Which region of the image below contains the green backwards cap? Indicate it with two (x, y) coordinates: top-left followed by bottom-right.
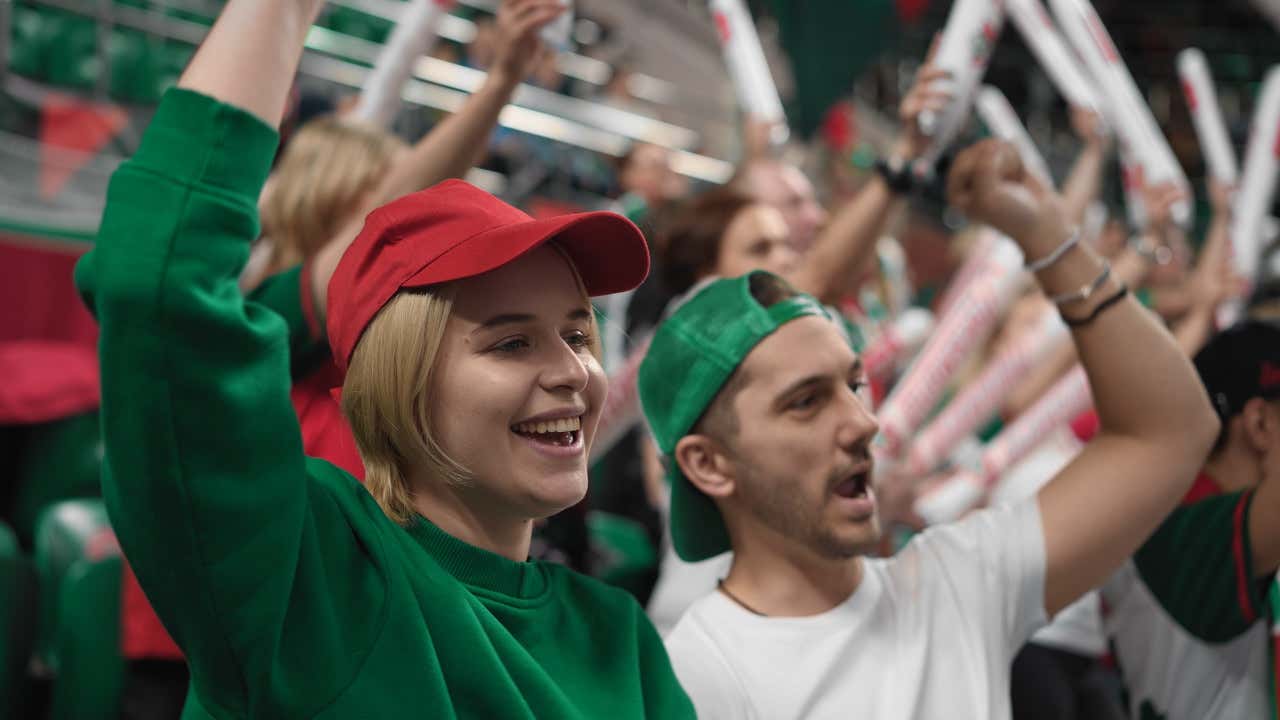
(638, 271), (837, 562)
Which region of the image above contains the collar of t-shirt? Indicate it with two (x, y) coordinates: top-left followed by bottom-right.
(712, 557), (885, 630)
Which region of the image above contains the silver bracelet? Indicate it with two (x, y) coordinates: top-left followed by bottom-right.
(1048, 261), (1111, 306)
(1025, 226), (1082, 273)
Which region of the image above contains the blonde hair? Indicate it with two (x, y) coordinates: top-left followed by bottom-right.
(340, 245), (600, 525)
(342, 286), (469, 525)
(260, 117), (406, 273)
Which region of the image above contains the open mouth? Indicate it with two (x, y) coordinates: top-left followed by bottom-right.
(833, 469), (871, 499)
(511, 416), (582, 448)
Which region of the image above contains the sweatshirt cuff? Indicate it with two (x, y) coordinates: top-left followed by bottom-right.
(132, 88), (280, 201)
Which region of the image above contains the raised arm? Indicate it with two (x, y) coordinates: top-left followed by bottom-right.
(370, 0), (564, 202)
(1059, 107), (1111, 227)
(75, 1), (384, 713)
(175, 0), (323, 124)
(788, 55), (951, 304)
(948, 140), (1219, 617)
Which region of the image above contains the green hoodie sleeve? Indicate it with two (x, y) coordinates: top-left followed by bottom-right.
(75, 89), (385, 717)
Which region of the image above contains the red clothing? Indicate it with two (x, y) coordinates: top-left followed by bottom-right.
(291, 358), (364, 480)
(120, 265), (365, 660)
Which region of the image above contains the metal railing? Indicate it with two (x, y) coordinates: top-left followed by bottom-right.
(16, 0), (732, 183)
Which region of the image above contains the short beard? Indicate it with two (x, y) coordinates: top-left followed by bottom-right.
(733, 462), (878, 559)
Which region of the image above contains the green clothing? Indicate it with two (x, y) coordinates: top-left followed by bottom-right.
(75, 89), (693, 719)
(1102, 477), (1270, 720)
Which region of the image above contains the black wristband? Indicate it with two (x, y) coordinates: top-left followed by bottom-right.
(1061, 285), (1129, 328)
(874, 158), (915, 196)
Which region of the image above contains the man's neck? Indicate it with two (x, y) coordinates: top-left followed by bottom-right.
(1203, 446), (1262, 495)
(721, 530), (864, 617)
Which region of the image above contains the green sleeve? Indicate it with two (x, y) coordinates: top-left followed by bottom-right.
(634, 603), (697, 717)
(75, 89), (385, 716)
(246, 265), (330, 376)
(1134, 491), (1265, 642)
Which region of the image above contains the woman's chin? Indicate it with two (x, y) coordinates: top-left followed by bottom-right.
(522, 472), (589, 518)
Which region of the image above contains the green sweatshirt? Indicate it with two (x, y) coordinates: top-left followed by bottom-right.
(75, 89), (694, 719)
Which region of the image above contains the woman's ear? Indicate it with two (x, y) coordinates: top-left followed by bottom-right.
(674, 434), (735, 499)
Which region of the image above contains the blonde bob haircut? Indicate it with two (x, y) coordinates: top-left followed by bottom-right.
(260, 117), (407, 274)
(341, 244), (599, 525)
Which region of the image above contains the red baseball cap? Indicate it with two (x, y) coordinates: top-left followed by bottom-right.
(327, 179), (650, 372)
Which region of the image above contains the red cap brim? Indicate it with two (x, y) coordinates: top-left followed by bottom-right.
(403, 210), (650, 296)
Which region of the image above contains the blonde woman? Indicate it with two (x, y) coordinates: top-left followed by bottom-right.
(77, 0), (695, 716)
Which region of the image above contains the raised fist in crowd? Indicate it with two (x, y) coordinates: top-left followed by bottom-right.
(946, 139), (1069, 256)
(491, 0), (567, 87)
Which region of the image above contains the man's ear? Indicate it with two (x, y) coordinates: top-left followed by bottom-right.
(674, 433), (736, 500)
(1240, 397), (1274, 454)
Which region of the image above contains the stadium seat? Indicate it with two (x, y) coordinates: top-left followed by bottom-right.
(12, 411), (103, 546)
(47, 555), (124, 720)
(0, 520), (38, 719)
(32, 499), (117, 676)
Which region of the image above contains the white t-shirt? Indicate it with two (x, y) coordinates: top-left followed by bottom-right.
(664, 500), (1047, 720)
(990, 428), (1107, 658)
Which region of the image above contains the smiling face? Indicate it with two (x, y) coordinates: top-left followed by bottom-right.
(427, 245), (606, 521)
(698, 315), (881, 559)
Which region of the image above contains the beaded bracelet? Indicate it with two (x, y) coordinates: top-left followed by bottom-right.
(1061, 285), (1129, 327)
(1026, 226), (1082, 273)
(1048, 262), (1111, 306)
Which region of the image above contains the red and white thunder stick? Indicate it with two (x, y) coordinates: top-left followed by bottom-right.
(710, 0), (789, 144)
(979, 364), (1090, 479)
(905, 308), (1068, 476)
(862, 308), (936, 384)
(588, 336), (652, 463)
(975, 85), (1055, 188)
(1006, 0), (1101, 111)
(1178, 48), (1240, 186)
(1049, 0), (1192, 226)
(915, 365), (1091, 523)
(1231, 66), (1280, 285)
(916, 0), (1006, 173)
(876, 231), (1025, 456)
(936, 228), (1000, 319)
(351, 0), (457, 127)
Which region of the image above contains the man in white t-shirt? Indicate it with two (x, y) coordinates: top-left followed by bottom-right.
(636, 140), (1220, 719)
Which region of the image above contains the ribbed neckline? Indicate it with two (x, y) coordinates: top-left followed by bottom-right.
(407, 516), (548, 599)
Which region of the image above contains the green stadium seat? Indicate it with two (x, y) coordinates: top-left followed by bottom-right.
(8, 4), (47, 79)
(586, 511), (657, 600)
(39, 10), (99, 91)
(321, 6), (393, 45)
(47, 555), (124, 720)
(32, 499), (117, 676)
(0, 520), (38, 719)
(108, 27), (163, 103)
(12, 411), (103, 546)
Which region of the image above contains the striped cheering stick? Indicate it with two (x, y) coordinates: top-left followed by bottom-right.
(916, 0), (1006, 175)
(710, 0), (790, 146)
(351, 0), (457, 127)
(915, 365), (1091, 524)
(905, 308), (1068, 477)
(1050, 0), (1192, 227)
(876, 230), (1026, 456)
(1231, 66), (1280, 295)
